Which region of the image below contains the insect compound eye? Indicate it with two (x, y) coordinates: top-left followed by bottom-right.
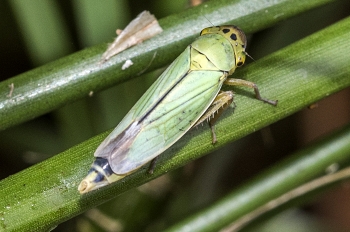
(237, 61), (244, 67)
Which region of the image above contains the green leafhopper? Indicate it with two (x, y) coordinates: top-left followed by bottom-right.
(78, 25), (277, 194)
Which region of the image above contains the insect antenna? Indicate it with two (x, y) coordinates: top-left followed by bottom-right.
(203, 15), (215, 27)
(245, 51), (255, 61)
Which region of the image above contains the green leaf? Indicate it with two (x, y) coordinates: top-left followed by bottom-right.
(165, 124), (350, 232)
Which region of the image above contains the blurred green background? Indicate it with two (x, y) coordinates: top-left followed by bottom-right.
(1, 0), (350, 231)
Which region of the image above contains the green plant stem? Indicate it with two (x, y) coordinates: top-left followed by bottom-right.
(0, 13), (349, 231)
(0, 0), (335, 130)
(165, 124), (350, 232)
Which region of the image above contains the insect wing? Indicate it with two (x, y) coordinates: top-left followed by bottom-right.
(95, 47), (192, 168)
(112, 69), (225, 174)
(96, 46), (192, 149)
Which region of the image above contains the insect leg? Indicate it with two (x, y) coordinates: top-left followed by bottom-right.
(194, 91), (234, 144)
(148, 156), (159, 174)
(224, 78), (278, 106)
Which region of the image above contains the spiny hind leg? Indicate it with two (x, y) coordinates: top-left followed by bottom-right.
(224, 78), (278, 106)
(194, 91), (234, 144)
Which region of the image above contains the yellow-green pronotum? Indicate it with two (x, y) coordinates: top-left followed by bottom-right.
(78, 25), (277, 194)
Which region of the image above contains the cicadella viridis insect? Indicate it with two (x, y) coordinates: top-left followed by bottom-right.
(78, 25), (277, 194)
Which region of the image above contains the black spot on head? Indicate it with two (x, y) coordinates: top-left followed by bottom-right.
(222, 28), (230, 34)
(230, 33), (237, 41)
(237, 61), (243, 67)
